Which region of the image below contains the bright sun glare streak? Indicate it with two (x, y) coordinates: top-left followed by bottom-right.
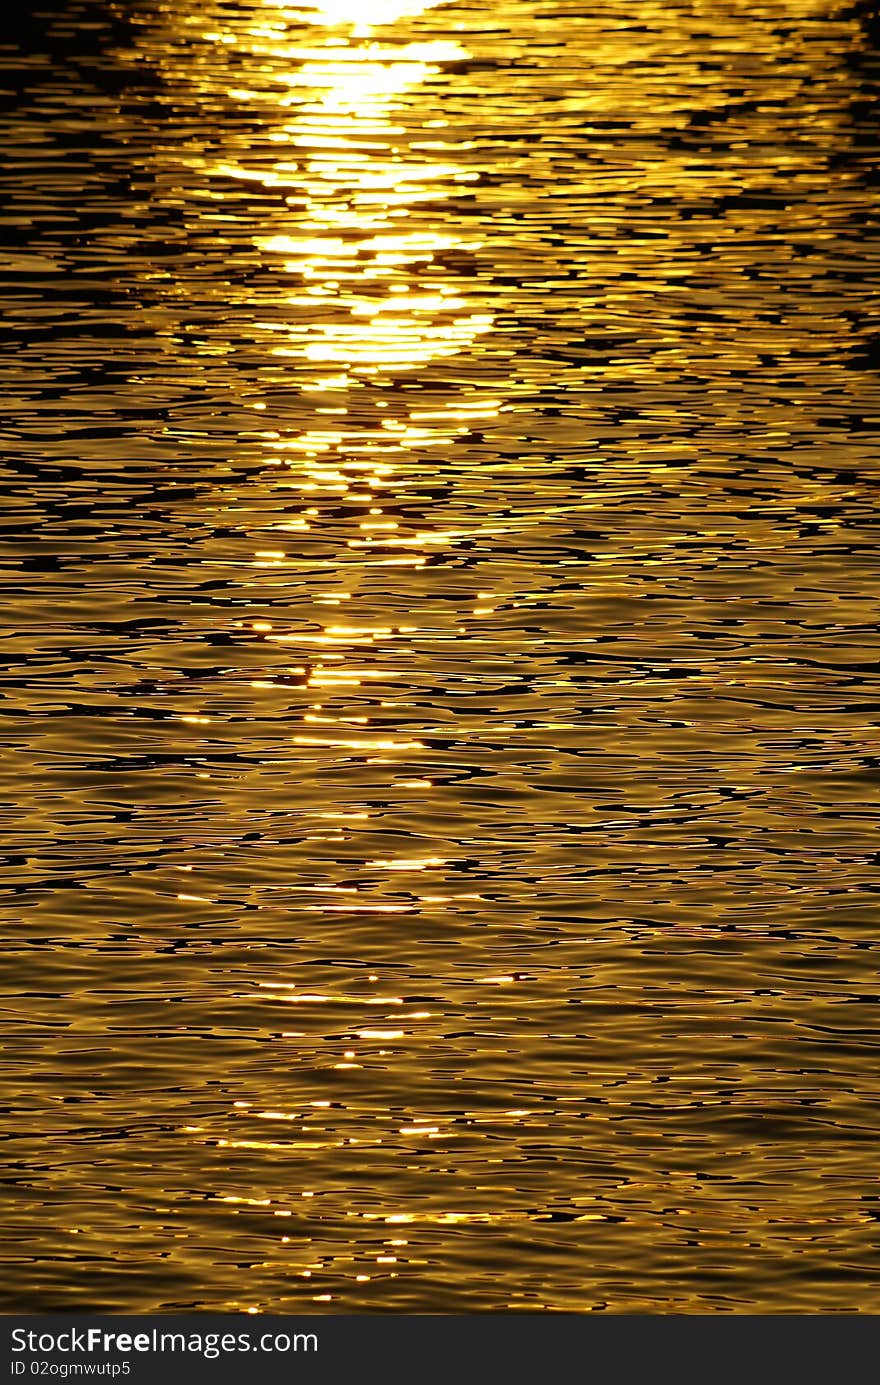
(198, 0), (493, 381)
(182, 0), (500, 713)
(278, 0), (452, 29)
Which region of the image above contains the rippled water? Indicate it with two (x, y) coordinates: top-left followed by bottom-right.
(2, 0), (880, 1313)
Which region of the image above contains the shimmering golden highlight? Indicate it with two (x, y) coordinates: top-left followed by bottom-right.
(1, 0), (878, 1318)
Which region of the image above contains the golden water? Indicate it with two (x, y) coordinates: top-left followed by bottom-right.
(2, 0), (879, 1311)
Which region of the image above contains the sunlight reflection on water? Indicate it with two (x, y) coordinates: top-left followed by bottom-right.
(0, 0), (879, 1314)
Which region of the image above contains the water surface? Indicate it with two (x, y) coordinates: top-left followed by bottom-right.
(2, 0), (880, 1312)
